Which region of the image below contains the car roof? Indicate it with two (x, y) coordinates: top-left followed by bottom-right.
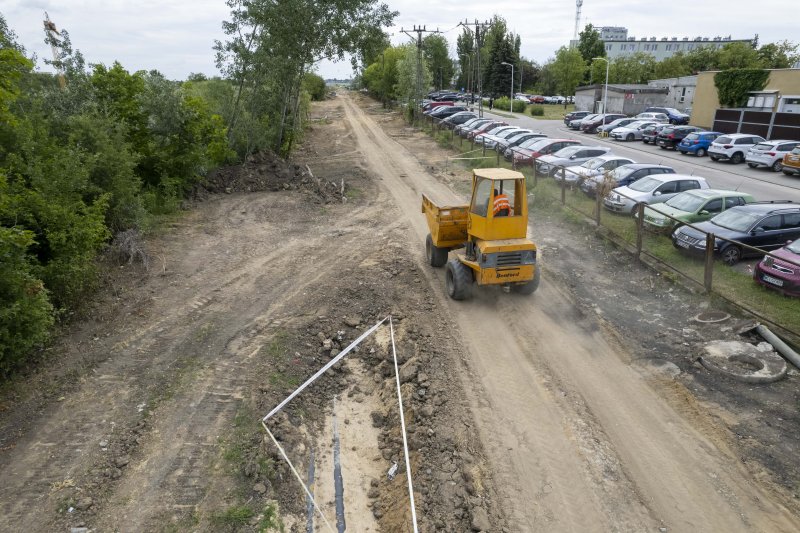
(718, 133), (762, 138)
(729, 201), (798, 214)
(683, 189), (751, 198)
(759, 139), (797, 145)
(643, 173), (708, 182)
(619, 163), (673, 170)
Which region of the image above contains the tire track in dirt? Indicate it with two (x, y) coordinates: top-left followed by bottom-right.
(342, 94), (800, 532)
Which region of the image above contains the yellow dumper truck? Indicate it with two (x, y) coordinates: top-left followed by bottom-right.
(422, 168), (540, 300)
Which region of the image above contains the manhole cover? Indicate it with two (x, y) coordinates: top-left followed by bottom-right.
(693, 311), (731, 323)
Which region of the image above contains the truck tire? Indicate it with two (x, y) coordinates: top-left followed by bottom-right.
(513, 265), (541, 295)
(445, 260), (473, 300)
(426, 234), (448, 267)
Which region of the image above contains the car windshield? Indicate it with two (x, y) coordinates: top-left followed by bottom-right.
(684, 133), (700, 141)
(664, 108), (681, 114)
(786, 240), (800, 254)
(665, 193), (706, 212)
(753, 142), (774, 151)
(581, 157), (606, 169)
(792, 147), (800, 155)
(520, 138), (549, 150)
(710, 209), (762, 232)
(608, 166), (636, 180)
(716, 136), (732, 144)
(553, 146), (583, 158)
(628, 177), (662, 192)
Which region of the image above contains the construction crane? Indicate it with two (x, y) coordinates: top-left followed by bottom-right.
(43, 12), (66, 88)
(573, 0), (583, 41)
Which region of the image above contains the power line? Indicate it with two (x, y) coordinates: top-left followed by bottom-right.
(400, 25), (440, 123)
(458, 19), (492, 118)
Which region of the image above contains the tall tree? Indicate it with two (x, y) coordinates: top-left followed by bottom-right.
(422, 34), (454, 90)
(577, 24), (605, 64)
(717, 41), (761, 70)
(550, 46), (586, 96)
(455, 30), (474, 91)
(757, 41), (799, 69)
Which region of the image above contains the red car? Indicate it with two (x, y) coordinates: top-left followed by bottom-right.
(753, 239), (800, 297)
(467, 121), (507, 141)
(509, 138), (581, 165)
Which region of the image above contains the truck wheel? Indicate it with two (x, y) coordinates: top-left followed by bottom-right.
(426, 234), (448, 267)
(445, 260), (473, 300)
(513, 265), (541, 295)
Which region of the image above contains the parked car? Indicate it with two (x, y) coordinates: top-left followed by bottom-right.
(753, 239), (800, 297)
(643, 189), (754, 232)
(568, 113), (599, 130)
(441, 112), (478, 128)
(555, 155), (635, 185)
(783, 146), (800, 176)
(643, 107), (690, 125)
(580, 164), (676, 197)
(423, 101), (454, 113)
(581, 114), (627, 134)
(508, 138), (581, 164)
(604, 174), (710, 214)
(746, 140), (800, 172)
(635, 112), (670, 123)
(495, 131), (547, 153)
(529, 95), (545, 104)
(595, 117), (637, 135)
(455, 117), (490, 136)
(677, 131), (722, 157)
(708, 133), (765, 164)
(656, 126), (701, 150)
(468, 122), (507, 141)
(609, 121), (657, 142)
(564, 110), (591, 125)
(672, 202), (800, 265)
(641, 123), (670, 144)
(535, 146), (612, 177)
(476, 125), (518, 146)
(482, 127), (528, 150)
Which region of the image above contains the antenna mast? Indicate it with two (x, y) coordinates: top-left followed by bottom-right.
(573, 0), (584, 42)
(43, 12), (66, 88)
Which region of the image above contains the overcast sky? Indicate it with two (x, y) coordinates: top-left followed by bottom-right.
(3, 1), (797, 80)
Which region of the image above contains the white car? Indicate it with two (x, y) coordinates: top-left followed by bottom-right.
(610, 121), (657, 142)
(556, 155), (636, 185)
(481, 127), (527, 149)
(635, 112), (670, 123)
(708, 133), (765, 164)
(603, 174), (710, 214)
(746, 140), (800, 172)
(475, 125), (517, 145)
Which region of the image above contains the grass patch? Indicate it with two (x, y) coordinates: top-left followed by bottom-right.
(345, 186), (362, 200)
(211, 505), (255, 528)
(534, 103), (575, 121)
(261, 330), (289, 361)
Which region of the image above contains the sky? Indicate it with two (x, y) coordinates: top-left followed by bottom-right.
(2, 1), (797, 80)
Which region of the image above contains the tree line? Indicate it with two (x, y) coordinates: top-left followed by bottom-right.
(358, 18), (799, 103)
(0, 1), (394, 376)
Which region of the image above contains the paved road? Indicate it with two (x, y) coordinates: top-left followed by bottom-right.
(476, 109), (800, 202)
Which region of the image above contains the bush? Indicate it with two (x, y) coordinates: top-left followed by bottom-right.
(492, 96), (527, 113)
(530, 106), (545, 116)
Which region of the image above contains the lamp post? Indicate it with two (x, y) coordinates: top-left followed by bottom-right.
(501, 61), (514, 116)
(592, 56), (609, 127)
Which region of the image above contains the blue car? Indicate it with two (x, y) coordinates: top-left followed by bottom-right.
(678, 131), (722, 157)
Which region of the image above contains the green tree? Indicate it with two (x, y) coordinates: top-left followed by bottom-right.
(423, 34), (454, 90)
(455, 30), (474, 91)
(577, 24), (605, 64)
(757, 41), (800, 69)
(482, 18), (517, 97)
(607, 52), (657, 84)
(0, 14), (33, 124)
(303, 72), (327, 101)
(396, 44), (431, 104)
(653, 52), (692, 79)
(550, 46), (586, 96)
(717, 41), (761, 70)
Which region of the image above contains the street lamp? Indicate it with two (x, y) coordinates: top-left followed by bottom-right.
(593, 56), (609, 128)
(501, 61), (514, 116)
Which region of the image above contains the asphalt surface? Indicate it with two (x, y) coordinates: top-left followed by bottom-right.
(475, 108), (800, 203)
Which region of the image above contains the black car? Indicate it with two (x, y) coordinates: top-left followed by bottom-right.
(656, 126), (701, 150)
(580, 164), (675, 197)
(641, 123), (666, 144)
(442, 112), (478, 128)
(563, 111), (590, 126)
(672, 202), (800, 265)
(429, 106), (467, 120)
(581, 114), (627, 134)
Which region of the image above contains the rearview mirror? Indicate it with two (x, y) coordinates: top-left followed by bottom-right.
(570, 155), (577, 160)
(699, 210), (709, 215)
(653, 191), (662, 196)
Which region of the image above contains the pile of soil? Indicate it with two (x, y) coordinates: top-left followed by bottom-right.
(194, 150), (346, 203)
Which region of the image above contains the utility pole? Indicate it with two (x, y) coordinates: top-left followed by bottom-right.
(43, 12), (66, 89)
(401, 25), (440, 123)
(459, 19), (492, 118)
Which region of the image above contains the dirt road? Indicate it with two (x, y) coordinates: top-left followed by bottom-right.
(1, 92), (798, 533)
(341, 93), (799, 532)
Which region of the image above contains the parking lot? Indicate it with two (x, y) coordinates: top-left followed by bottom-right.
(478, 109), (800, 203)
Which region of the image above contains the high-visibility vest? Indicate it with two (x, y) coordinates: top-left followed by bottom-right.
(493, 194), (511, 215)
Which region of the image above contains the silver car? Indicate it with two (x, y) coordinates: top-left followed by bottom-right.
(535, 146), (611, 177)
(603, 174), (710, 214)
(556, 155), (636, 185)
(610, 121), (657, 142)
(482, 128), (528, 150)
(476, 125), (518, 146)
(746, 140), (800, 172)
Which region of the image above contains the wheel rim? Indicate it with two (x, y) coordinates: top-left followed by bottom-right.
(722, 247), (740, 265)
(732, 153), (743, 164)
(772, 161), (783, 172)
(697, 148), (706, 157)
(627, 134), (634, 141)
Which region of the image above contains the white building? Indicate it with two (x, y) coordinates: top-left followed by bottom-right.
(648, 75), (698, 112)
(571, 28), (753, 62)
